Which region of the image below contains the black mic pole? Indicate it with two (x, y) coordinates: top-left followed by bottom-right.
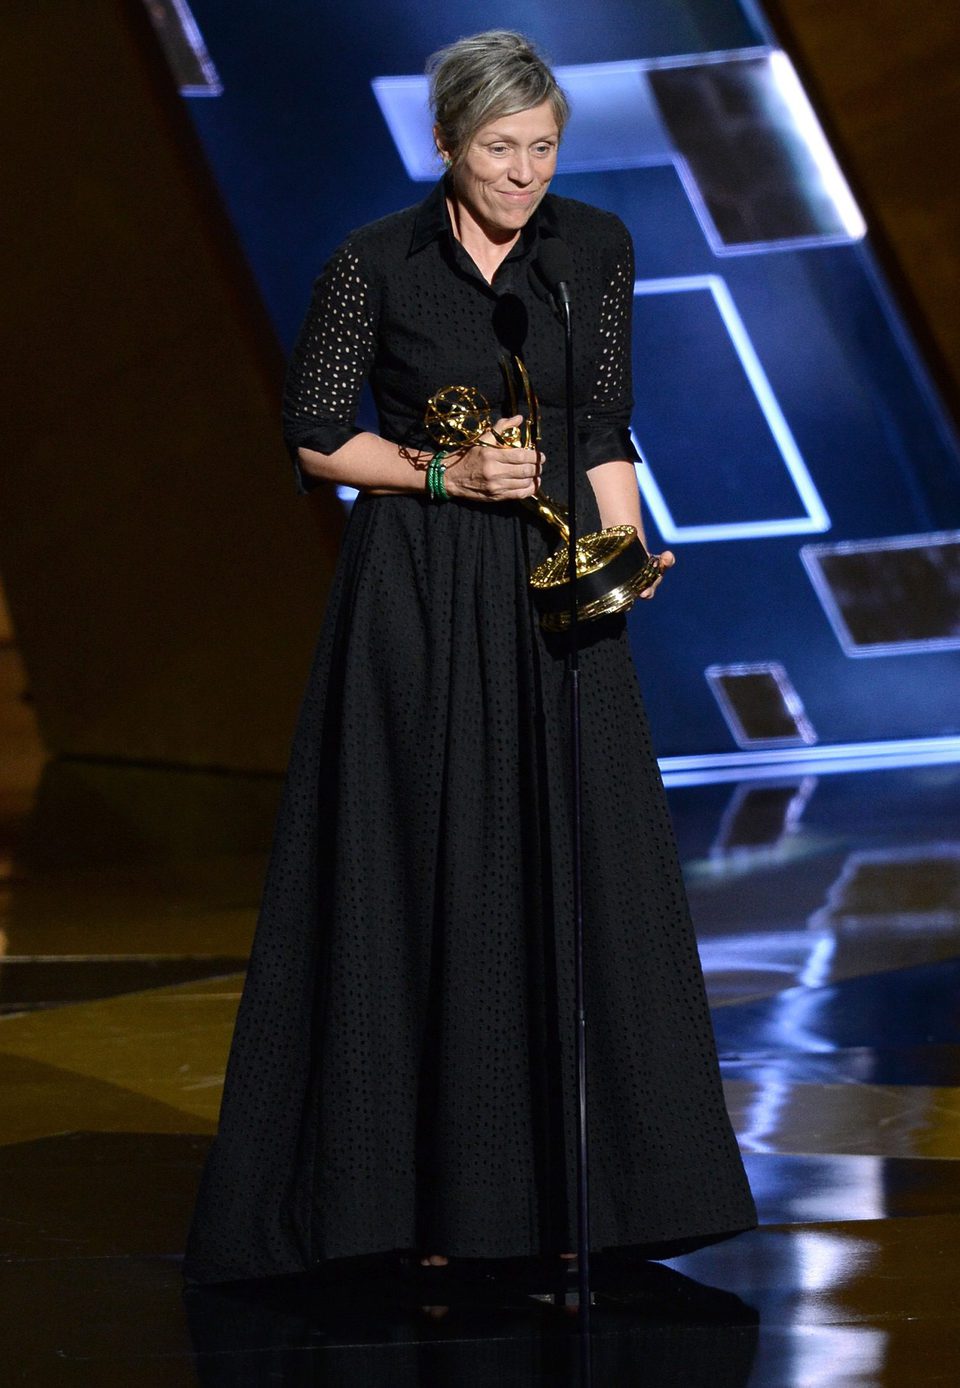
(545, 252), (592, 1328)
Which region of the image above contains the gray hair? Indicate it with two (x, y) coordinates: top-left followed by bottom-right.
(427, 30), (569, 165)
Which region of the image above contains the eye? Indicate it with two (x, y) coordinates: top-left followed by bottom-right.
(487, 143), (509, 156)
(533, 142), (556, 156)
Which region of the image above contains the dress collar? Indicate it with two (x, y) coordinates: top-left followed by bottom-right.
(408, 175), (561, 261)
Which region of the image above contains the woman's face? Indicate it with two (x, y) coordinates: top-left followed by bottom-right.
(442, 100), (560, 241)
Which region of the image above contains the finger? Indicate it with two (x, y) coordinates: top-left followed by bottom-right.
(496, 479), (539, 495)
(487, 456), (539, 475)
(640, 563), (666, 598)
(493, 463), (541, 480)
(658, 550), (676, 569)
(496, 481), (539, 500)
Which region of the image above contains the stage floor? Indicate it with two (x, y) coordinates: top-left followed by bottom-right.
(2, 640), (959, 1385)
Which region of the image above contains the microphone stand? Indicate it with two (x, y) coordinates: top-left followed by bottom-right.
(555, 280), (592, 1330)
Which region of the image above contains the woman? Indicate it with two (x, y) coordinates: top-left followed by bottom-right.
(184, 30), (756, 1285)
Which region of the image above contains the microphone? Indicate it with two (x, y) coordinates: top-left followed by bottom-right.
(536, 238), (573, 311)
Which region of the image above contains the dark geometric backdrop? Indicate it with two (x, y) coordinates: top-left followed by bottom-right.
(166, 0), (960, 769)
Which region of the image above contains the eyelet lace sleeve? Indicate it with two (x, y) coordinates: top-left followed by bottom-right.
(282, 241), (378, 494)
(577, 218), (641, 471)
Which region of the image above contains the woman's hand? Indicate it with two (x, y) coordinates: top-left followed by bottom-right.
(443, 416), (542, 502)
(639, 549), (675, 599)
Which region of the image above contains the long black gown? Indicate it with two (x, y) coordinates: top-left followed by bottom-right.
(183, 179), (757, 1284)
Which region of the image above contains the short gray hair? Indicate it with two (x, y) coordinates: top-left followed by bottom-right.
(427, 30), (569, 165)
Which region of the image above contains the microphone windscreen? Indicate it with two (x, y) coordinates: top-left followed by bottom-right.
(537, 238), (573, 290)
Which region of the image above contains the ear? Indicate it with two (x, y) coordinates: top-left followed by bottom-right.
(433, 123), (452, 167)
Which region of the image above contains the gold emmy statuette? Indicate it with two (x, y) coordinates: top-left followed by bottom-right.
(424, 357), (662, 630)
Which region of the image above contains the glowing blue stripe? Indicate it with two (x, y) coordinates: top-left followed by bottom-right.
(769, 52), (865, 241)
(632, 275), (830, 543)
(659, 736), (960, 786)
(157, 0), (222, 96)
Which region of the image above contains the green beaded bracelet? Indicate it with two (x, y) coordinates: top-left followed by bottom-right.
(427, 451), (450, 502)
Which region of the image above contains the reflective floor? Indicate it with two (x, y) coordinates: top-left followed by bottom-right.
(2, 637), (960, 1385)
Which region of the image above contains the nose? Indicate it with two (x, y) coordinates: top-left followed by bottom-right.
(508, 151), (534, 185)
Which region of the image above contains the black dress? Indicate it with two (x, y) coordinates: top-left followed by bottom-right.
(183, 179), (757, 1284)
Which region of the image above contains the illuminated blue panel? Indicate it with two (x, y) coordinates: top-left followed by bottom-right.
(631, 276), (830, 542)
(372, 49), (864, 254)
(810, 845), (960, 932)
(649, 50), (865, 253)
(371, 76), (442, 181)
(709, 777), (816, 862)
(706, 662), (818, 748)
(801, 531), (960, 657)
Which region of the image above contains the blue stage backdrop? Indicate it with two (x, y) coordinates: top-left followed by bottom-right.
(169, 0), (960, 769)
